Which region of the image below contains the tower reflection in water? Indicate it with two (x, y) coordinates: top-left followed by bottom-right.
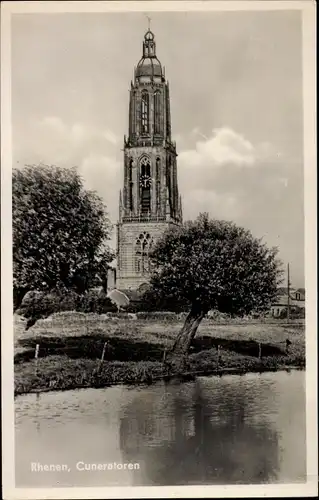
(119, 377), (280, 485)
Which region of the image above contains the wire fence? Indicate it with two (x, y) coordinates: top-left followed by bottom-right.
(32, 337), (294, 378)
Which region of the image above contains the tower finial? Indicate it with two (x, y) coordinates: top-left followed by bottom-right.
(141, 17), (156, 58)
(146, 14), (151, 32)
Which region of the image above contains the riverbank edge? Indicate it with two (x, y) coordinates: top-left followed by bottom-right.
(14, 356), (305, 397)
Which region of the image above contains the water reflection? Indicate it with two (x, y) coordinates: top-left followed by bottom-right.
(15, 370), (306, 487)
(119, 376), (280, 485)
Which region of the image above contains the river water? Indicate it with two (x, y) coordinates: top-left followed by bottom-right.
(15, 370), (306, 487)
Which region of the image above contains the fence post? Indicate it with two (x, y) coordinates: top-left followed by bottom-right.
(163, 349), (167, 364)
(258, 342), (262, 360)
(101, 342), (107, 363)
(85, 316), (89, 335)
(35, 344), (40, 376)
(98, 342), (107, 373)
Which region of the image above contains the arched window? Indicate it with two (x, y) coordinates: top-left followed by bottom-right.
(128, 159), (133, 212)
(140, 157), (151, 213)
(135, 238), (142, 273)
(148, 42), (155, 57)
(135, 232), (154, 275)
(156, 157), (161, 210)
(140, 156), (151, 178)
(156, 157), (160, 178)
(154, 91), (161, 134)
(166, 156), (173, 212)
(166, 86), (171, 138)
(141, 92), (149, 134)
(129, 159), (133, 181)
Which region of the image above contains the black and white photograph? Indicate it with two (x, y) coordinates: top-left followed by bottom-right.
(1, 1), (317, 498)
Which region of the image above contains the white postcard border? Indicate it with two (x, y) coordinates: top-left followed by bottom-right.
(1, 1), (317, 499)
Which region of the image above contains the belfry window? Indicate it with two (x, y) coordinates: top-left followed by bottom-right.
(140, 157), (151, 214)
(135, 232), (154, 275)
(147, 42), (155, 57)
(154, 91), (161, 134)
(129, 159), (133, 181)
(141, 92), (149, 134)
(141, 156), (151, 178)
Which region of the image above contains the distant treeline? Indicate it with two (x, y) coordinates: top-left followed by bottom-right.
(16, 288), (188, 322)
(17, 288), (304, 326)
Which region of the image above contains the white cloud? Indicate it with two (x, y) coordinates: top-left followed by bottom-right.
(41, 116), (67, 135)
(191, 127), (209, 141)
(184, 189), (241, 221)
(177, 126), (291, 233)
(79, 154), (121, 220)
(15, 116), (122, 240)
(70, 123), (87, 143)
(179, 127), (258, 169)
(15, 115), (120, 167)
(103, 129), (119, 145)
(37, 116), (119, 149)
(78, 153), (121, 253)
(39, 118), (122, 221)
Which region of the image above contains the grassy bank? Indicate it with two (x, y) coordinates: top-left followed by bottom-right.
(14, 313), (305, 396)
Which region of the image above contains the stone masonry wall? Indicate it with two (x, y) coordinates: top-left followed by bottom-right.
(117, 221), (176, 290)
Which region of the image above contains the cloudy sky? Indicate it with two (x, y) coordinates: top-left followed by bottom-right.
(11, 10), (304, 286)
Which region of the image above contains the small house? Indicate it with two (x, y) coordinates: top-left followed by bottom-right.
(271, 287), (305, 318)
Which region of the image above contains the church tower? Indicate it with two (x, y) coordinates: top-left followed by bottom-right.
(116, 28), (182, 291)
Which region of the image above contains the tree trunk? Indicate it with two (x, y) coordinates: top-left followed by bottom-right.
(101, 274), (108, 294)
(165, 304), (207, 373)
(13, 287), (29, 312)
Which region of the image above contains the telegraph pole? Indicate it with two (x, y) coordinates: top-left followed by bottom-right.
(287, 263), (291, 323)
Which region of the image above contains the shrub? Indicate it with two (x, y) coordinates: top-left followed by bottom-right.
(279, 308), (288, 319)
(17, 290), (72, 319)
(79, 289), (117, 314)
(279, 306), (305, 320)
(17, 288), (118, 321)
(291, 307), (305, 319)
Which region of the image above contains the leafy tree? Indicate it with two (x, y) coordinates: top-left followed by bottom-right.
(13, 164), (114, 309)
(149, 213), (283, 371)
(17, 288), (118, 330)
